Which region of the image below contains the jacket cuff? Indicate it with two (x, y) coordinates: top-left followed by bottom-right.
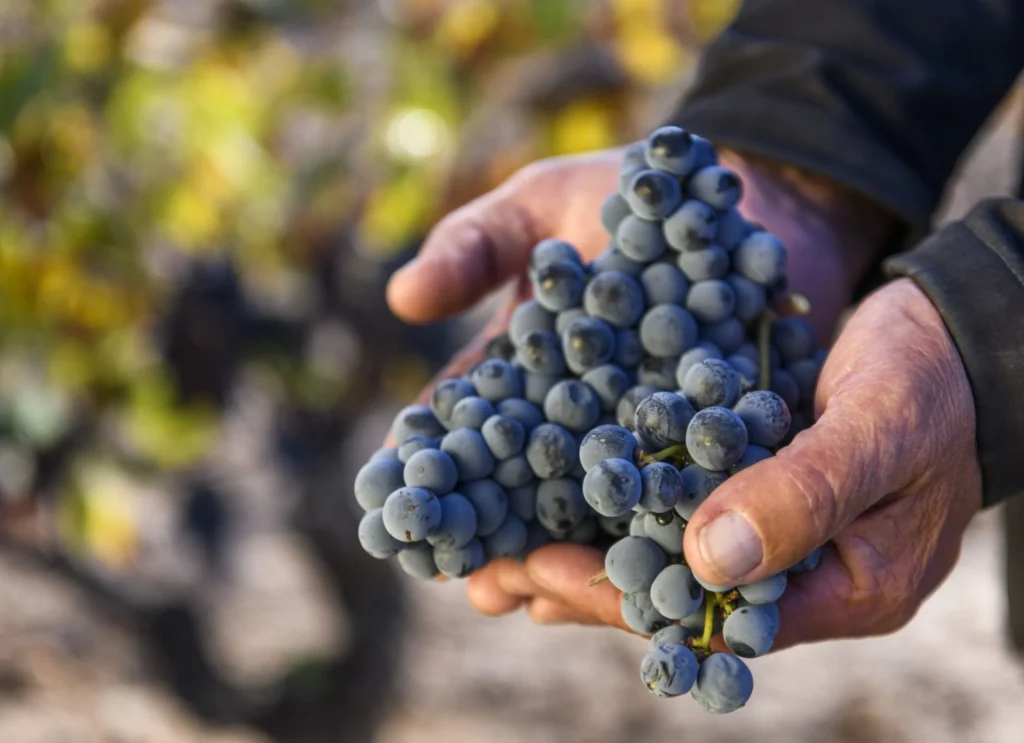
(885, 198), (1024, 507)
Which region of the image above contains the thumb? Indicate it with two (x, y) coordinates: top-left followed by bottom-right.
(683, 398), (905, 586)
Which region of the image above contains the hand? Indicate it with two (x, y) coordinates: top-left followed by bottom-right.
(469, 279), (983, 649)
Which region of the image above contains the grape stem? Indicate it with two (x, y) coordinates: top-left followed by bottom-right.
(638, 443), (690, 468)
(689, 593), (718, 656)
(588, 569), (609, 587)
(759, 292), (813, 391)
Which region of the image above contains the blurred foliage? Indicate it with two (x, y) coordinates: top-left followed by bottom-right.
(0, 0), (737, 569)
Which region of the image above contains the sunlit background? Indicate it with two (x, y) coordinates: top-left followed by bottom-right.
(1, 1), (1023, 742)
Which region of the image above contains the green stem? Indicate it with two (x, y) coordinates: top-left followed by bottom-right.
(757, 309), (777, 391)
(639, 443), (689, 467)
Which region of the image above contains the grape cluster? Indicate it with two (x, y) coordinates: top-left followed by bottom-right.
(353, 125), (825, 713)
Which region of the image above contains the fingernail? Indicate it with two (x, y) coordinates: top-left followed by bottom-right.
(699, 512), (763, 582)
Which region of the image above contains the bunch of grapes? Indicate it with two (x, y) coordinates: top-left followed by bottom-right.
(353, 125), (824, 713)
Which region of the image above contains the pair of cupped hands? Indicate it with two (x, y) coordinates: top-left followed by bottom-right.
(385, 146), (982, 651)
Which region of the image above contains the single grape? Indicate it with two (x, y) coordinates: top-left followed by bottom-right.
(484, 333), (516, 362)
(461, 479), (508, 537)
(403, 449), (458, 495)
(644, 125), (697, 176)
(582, 364), (631, 413)
(637, 356), (680, 390)
(726, 354), (759, 389)
(392, 404), (445, 444)
(738, 573), (787, 605)
(536, 478), (588, 532)
(734, 390), (791, 449)
(533, 259), (587, 312)
(397, 543), (439, 580)
(543, 379), (600, 434)
(382, 487), (443, 543)
(771, 317), (816, 363)
(579, 424), (637, 472)
(786, 357), (821, 405)
(617, 214), (667, 262)
(675, 343), (723, 388)
(682, 358), (740, 410)
(562, 316), (616, 374)
(789, 547), (823, 574)
(605, 536), (666, 593)
(639, 304), (698, 358)
(599, 512), (635, 537)
(496, 398), (544, 432)
(686, 279), (736, 325)
(687, 166), (742, 210)
(640, 262), (689, 307)
(601, 191), (633, 235)
(506, 483), (538, 523)
(467, 359), (524, 402)
(555, 306), (588, 336)
(686, 407), (749, 471)
(529, 238), (582, 279)
(398, 434), (438, 463)
(430, 378), (477, 429)
(492, 455), (535, 489)
(650, 564), (704, 620)
(635, 391), (695, 451)
(525, 423), (579, 479)
(483, 514), (528, 560)
(716, 207), (750, 250)
(730, 445), (773, 475)
(641, 642), (699, 697)
(726, 274), (767, 323)
(698, 316), (745, 355)
(358, 508), (405, 559)
(433, 539), (486, 579)
(441, 428), (496, 482)
(644, 511), (685, 555)
(723, 603), (778, 658)
(622, 591), (672, 635)
(691, 653), (754, 713)
(354, 459), (406, 511)
(638, 462), (684, 512)
(592, 244), (646, 276)
(612, 328), (644, 368)
(734, 231), (787, 286)
(369, 447), (399, 463)
(770, 368), (801, 411)
(664, 200), (718, 252)
(509, 299), (556, 345)
(481, 415), (526, 460)
(689, 134), (718, 170)
(674, 464), (728, 520)
(626, 169), (683, 220)
(582, 458), (643, 516)
(616, 385), (659, 431)
(629, 512), (648, 537)
(679, 600), (709, 633)
(676, 245), (730, 281)
(426, 493), (478, 550)
(523, 372), (561, 406)
(449, 396), (496, 431)
(649, 623), (694, 651)
(584, 270), (646, 328)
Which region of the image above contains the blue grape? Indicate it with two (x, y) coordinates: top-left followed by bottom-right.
(616, 385), (659, 431)
(592, 244), (646, 276)
(618, 141), (649, 196)
(467, 359), (523, 402)
(506, 483), (538, 522)
(398, 434), (439, 463)
(523, 372), (561, 406)
(734, 231), (787, 286)
(630, 512), (648, 537)
(430, 378), (477, 429)
(691, 653), (754, 713)
(644, 126), (697, 176)
(770, 368), (801, 411)
(426, 493), (478, 550)
(622, 591), (672, 635)
(354, 459), (406, 512)
(485, 333), (516, 362)
(493, 455), (535, 489)
(637, 356), (680, 389)
(562, 316), (616, 374)
(579, 424), (637, 472)
(599, 513), (636, 537)
(496, 398), (544, 432)
(786, 357), (820, 404)
(731, 341), (762, 366)
(689, 134), (718, 170)
(533, 259), (586, 312)
(397, 544), (439, 580)
(543, 379), (600, 434)
(612, 328), (645, 368)
(358, 508), (405, 559)
(617, 214), (667, 262)
(722, 603), (777, 658)
(674, 464), (728, 520)
(403, 449), (458, 495)
(687, 166), (741, 210)
(676, 245), (730, 281)
(726, 354), (759, 389)
(433, 538), (486, 579)
(664, 200), (718, 252)
(698, 317), (745, 355)
(635, 391), (695, 451)
(639, 304), (698, 358)
(734, 390), (791, 449)
(640, 262), (689, 306)
(483, 514), (528, 560)
(649, 623), (694, 651)
(449, 396), (495, 430)
(602, 191), (633, 235)
(584, 270), (646, 328)
(625, 169), (683, 220)
(682, 358), (740, 410)
(726, 274), (767, 323)
(638, 462), (684, 512)
(738, 573), (787, 605)
(529, 238), (582, 279)
(771, 317), (817, 363)
(716, 207), (750, 250)
(509, 299), (555, 345)
(555, 306), (588, 336)
(369, 447), (399, 463)
(481, 415), (526, 460)
(679, 600), (709, 633)
(536, 478), (588, 532)
(605, 536), (666, 593)
(392, 404), (445, 444)
(644, 511), (685, 555)
(582, 364), (631, 413)
(789, 547), (823, 574)
(686, 279), (736, 325)
(641, 642), (699, 697)
(675, 343), (723, 388)
(461, 479), (508, 537)
(382, 487), (443, 543)
(525, 423), (579, 479)
(686, 407), (748, 471)
(440, 428), (496, 481)
(730, 445), (773, 475)
(650, 564), (704, 620)
(582, 458), (643, 516)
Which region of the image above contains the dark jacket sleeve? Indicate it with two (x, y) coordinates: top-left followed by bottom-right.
(671, 0), (1024, 228)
